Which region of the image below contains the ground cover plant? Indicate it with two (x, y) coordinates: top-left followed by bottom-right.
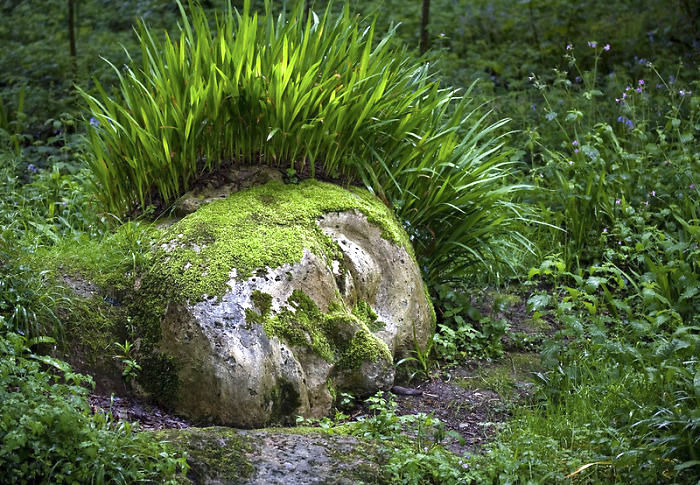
(0, 0), (698, 483)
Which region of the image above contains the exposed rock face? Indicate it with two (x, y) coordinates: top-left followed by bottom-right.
(142, 180), (433, 427)
(172, 165), (284, 217)
(156, 427), (389, 484)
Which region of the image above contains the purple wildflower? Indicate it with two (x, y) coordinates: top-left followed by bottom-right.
(572, 140), (579, 146)
(617, 116), (634, 129)
(89, 117), (100, 127)
(27, 163), (37, 173)
(690, 184), (696, 190)
(566, 44), (572, 50)
(603, 44), (611, 51)
(587, 41), (597, 48)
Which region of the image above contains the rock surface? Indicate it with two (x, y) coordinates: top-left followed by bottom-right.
(156, 427), (388, 484)
(172, 165), (284, 217)
(140, 180), (434, 427)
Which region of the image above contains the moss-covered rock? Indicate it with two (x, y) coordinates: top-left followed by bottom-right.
(155, 426), (389, 485)
(41, 178), (433, 427)
(138, 179), (433, 427)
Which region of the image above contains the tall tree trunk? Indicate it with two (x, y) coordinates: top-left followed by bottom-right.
(68, 0), (77, 77)
(420, 0), (430, 55)
(68, 0), (76, 58)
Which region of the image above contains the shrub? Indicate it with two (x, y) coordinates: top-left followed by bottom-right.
(80, 0), (526, 284)
(0, 331), (186, 484)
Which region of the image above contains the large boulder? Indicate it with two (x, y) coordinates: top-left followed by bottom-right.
(137, 179), (434, 427)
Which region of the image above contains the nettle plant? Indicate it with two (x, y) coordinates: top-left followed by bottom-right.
(80, 0), (525, 284)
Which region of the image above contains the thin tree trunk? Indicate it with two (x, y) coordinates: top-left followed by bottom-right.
(420, 0), (430, 55)
(68, 0), (76, 58)
(68, 0), (77, 77)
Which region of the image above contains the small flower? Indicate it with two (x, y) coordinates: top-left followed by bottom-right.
(636, 87), (642, 93)
(566, 44), (573, 50)
(603, 227), (608, 233)
(572, 140), (579, 146)
(644, 201), (649, 206)
(669, 75), (676, 84)
(638, 79), (645, 85)
(690, 184), (696, 190)
(616, 199), (621, 205)
(568, 160), (574, 165)
(618, 241), (623, 245)
(89, 117), (100, 127)
(603, 44), (611, 51)
(531, 104), (537, 111)
(27, 163), (37, 173)
(587, 41), (597, 48)
(574, 149), (580, 153)
(651, 190), (656, 196)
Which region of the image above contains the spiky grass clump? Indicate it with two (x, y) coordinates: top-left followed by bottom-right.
(80, 0), (526, 283)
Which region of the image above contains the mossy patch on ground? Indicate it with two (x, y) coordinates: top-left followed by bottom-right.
(454, 352), (542, 400)
(153, 427), (255, 483)
(153, 179), (411, 303)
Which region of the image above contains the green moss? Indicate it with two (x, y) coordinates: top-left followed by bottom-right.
(153, 180), (411, 303)
(424, 283), (437, 329)
(353, 300), (385, 332)
(154, 427), (254, 483)
(454, 352), (542, 400)
(266, 378), (302, 425)
(251, 290), (391, 370)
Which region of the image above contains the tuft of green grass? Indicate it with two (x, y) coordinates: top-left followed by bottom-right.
(80, 0), (527, 284)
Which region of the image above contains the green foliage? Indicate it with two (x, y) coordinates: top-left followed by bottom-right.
(113, 340), (142, 384)
(0, 331), (187, 484)
(350, 392), (468, 484)
(80, 0), (524, 283)
(431, 283), (508, 363)
(468, 259), (699, 483)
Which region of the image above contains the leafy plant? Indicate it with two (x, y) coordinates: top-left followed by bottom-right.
(431, 283), (508, 363)
(350, 392), (467, 484)
(80, 0), (526, 283)
(0, 330), (187, 484)
(113, 339), (142, 384)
